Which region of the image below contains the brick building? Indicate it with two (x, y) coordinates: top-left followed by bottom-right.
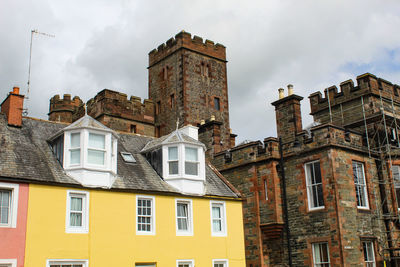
(39, 32), (400, 266)
(212, 73), (400, 266)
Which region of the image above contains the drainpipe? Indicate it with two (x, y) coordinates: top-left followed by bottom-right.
(279, 137), (293, 267)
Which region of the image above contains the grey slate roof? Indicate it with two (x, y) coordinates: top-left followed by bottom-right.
(0, 114), (239, 198)
(141, 129), (205, 153)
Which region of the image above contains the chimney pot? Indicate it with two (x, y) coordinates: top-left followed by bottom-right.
(211, 115), (215, 121)
(288, 84), (294, 96)
(200, 119), (205, 125)
(278, 88), (285, 99)
(13, 87), (20, 94)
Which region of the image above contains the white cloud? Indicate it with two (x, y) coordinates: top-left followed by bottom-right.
(1, 0), (400, 143)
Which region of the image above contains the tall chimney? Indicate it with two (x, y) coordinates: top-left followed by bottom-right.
(1, 87), (24, 127)
(271, 87), (303, 143)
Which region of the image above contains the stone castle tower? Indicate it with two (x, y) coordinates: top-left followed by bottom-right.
(148, 31), (234, 153)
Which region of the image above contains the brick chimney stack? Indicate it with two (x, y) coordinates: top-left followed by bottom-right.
(1, 87), (25, 127)
(271, 86), (303, 143)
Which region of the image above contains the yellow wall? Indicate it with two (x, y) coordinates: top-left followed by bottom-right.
(24, 184), (245, 266)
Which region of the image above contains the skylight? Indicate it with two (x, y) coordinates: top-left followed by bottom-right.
(121, 152), (136, 163)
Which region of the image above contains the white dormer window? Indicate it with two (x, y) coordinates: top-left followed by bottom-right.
(141, 125), (205, 195)
(88, 133), (105, 165)
(50, 115), (118, 188)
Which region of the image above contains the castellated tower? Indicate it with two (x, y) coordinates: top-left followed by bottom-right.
(148, 31), (234, 154)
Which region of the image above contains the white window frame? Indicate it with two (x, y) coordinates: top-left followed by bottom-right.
(176, 259), (194, 267)
(175, 199), (193, 236)
(363, 241), (376, 267)
(213, 259), (228, 267)
(305, 160), (324, 211)
(87, 132), (106, 167)
(66, 190), (89, 234)
(69, 131), (81, 167)
(0, 259), (17, 267)
(136, 195), (155, 235)
(184, 146), (199, 177)
(46, 259), (88, 267)
(210, 201), (227, 237)
(352, 161), (369, 209)
(167, 146), (180, 176)
(312, 242), (330, 267)
(0, 182), (19, 228)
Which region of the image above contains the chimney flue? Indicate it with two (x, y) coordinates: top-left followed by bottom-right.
(288, 84), (294, 96)
(278, 88), (285, 99)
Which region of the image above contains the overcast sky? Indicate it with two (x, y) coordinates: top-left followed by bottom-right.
(1, 0), (400, 143)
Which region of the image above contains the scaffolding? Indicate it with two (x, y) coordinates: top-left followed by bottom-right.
(323, 90), (400, 264)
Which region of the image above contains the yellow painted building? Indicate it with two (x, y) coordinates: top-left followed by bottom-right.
(24, 184), (244, 267)
(0, 111), (245, 267)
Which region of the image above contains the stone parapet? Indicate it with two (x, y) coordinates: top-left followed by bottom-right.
(149, 31), (226, 67)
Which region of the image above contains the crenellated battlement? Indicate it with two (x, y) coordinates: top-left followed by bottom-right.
(87, 89), (154, 124)
(48, 94), (83, 123)
(212, 137), (280, 171)
(148, 31), (226, 67)
(309, 73), (400, 115)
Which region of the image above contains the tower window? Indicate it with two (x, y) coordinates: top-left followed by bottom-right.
(131, 125), (137, 133)
(156, 101), (161, 115)
(214, 97), (220, 111)
(156, 126), (161, 138)
(170, 94), (175, 108)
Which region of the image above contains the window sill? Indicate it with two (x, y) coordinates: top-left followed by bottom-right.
(211, 232), (227, 237)
(136, 231), (155, 236)
(308, 206), (325, 213)
(66, 227), (89, 234)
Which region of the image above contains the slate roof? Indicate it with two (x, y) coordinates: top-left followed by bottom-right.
(141, 129), (205, 153)
(0, 114), (239, 198)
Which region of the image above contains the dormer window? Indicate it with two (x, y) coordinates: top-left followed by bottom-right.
(88, 133), (105, 165)
(141, 125), (206, 195)
(50, 115), (118, 188)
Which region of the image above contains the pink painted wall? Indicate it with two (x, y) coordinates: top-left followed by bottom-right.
(0, 182), (29, 267)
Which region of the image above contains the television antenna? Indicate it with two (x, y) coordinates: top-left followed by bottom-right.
(24, 29), (55, 115)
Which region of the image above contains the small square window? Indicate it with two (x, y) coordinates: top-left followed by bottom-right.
(131, 125), (137, 133)
(47, 260), (88, 267)
(213, 259), (228, 267)
(66, 191), (89, 233)
(176, 199), (193, 235)
(136, 196), (155, 235)
(0, 259), (17, 267)
(121, 152), (136, 163)
(177, 260), (194, 267)
(211, 201), (227, 236)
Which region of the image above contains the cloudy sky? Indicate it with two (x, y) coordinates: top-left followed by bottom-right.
(1, 0), (400, 143)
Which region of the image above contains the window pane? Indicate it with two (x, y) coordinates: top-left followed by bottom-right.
(89, 133), (105, 149)
(88, 149), (105, 165)
(169, 161), (178, 175)
(0, 190), (11, 224)
(70, 149), (81, 164)
(70, 212), (82, 226)
(168, 147), (178, 160)
(71, 133), (80, 148)
(185, 147), (198, 161)
(71, 197), (82, 211)
(185, 162), (198, 175)
(177, 203), (187, 217)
